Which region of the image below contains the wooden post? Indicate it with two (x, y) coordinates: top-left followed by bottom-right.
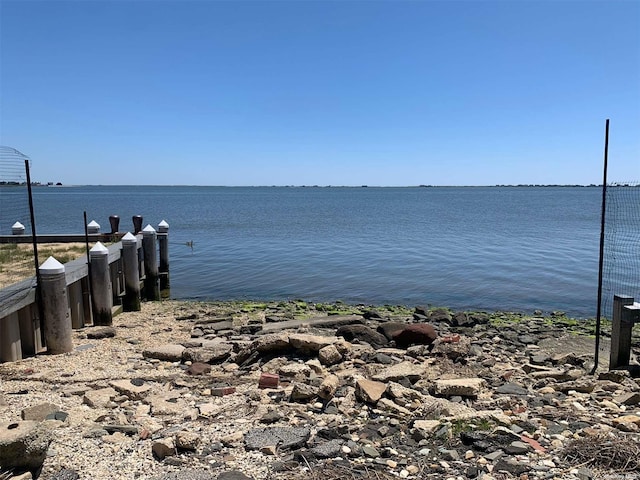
(12, 221), (25, 235)
(0, 312), (22, 362)
(121, 232), (141, 311)
(132, 215), (143, 234)
(40, 256), (73, 354)
(18, 306), (42, 356)
(68, 280), (85, 329)
(87, 220), (100, 234)
(109, 215), (120, 234)
(158, 220), (169, 292)
(89, 242), (113, 325)
(610, 295), (635, 370)
(142, 225), (160, 301)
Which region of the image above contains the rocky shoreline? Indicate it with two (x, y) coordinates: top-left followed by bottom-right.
(1, 300), (639, 480)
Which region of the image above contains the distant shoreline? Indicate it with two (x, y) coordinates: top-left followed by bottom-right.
(6, 183), (624, 189)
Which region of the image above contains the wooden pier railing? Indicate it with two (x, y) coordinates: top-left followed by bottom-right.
(0, 220), (169, 363)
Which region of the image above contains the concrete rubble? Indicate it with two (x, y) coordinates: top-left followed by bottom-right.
(0, 300), (639, 480)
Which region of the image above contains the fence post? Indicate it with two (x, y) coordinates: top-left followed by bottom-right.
(142, 225), (160, 301)
(11, 221), (25, 235)
(90, 242), (113, 326)
(610, 295), (635, 370)
(158, 220), (169, 292)
(40, 257), (73, 354)
(121, 232), (141, 311)
(87, 220), (100, 234)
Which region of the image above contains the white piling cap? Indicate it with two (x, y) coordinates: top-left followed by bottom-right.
(158, 220), (169, 233)
(121, 232), (137, 244)
(90, 241), (108, 257)
(87, 220), (100, 228)
(40, 256), (65, 274)
(142, 224), (156, 235)
(12, 221), (25, 229)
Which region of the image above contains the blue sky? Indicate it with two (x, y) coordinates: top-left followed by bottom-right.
(1, 0), (638, 186)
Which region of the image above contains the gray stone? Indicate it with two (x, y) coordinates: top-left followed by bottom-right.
(495, 457), (530, 475)
(505, 441), (531, 454)
(433, 378), (484, 397)
(251, 332), (291, 354)
(0, 421), (52, 471)
(311, 439), (343, 458)
(21, 403), (60, 422)
(372, 361), (425, 383)
(86, 326), (116, 339)
(432, 335), (471, 360)
(143, 344), (186, 362)
(290, 382), (317, 402)
(495, 383), (528, 396)
(318, 344), (342, 365)
(182, 343), (233, 363)
(288, 333), (335, 353)
(109, 379), (152, 400)
(83, 387), (117, 408)
(244, 426), (311, 451)
(362, 445), (380, 458)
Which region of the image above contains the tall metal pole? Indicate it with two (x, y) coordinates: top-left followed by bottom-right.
(25, 159), (45, 351)
(592, 118), (609, 374)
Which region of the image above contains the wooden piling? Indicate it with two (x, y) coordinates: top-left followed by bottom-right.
(18, 306), (42, 356)
(87, 220), (100, 234)
(132, 215), (143, 234)
(0, 312), (22, 362)
(12, 221), (25, 235)
(109, 215), (120, 234)
(90, 242), (113, 326)
(142, 225), (160, 301)
(158, 220), (169, 292)
(40, 256), (73, 354)
(121, 232), (141, 311)
(610, 295), (636, 370)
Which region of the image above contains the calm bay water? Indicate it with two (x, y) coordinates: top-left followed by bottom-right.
(14, 186), (613, 317)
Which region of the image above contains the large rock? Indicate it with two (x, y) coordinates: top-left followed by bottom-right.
(21, 403), (60, 422)
(318, 344), (342, 365)
(355, 378), (387, 403)
(392, 324), (437, 349)
(251, 333), (291, 354)
(431, 334), (471, 360)
(336, 325), (388, 348)
(110, 379), (152, 400)
(0, 421), (52, 471)
(83, 387), (118, 408)
(433, 378), (485, 397)
(377, 322), (408, 341)
(372, 361), (426, 383)
(143, 344), (186, 362)
(182, 343), (233, 363)
(288, 333), (336, 354)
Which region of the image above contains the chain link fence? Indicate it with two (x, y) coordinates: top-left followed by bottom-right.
(0, 147), (39, 319)
(602, 181), (640, 318)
